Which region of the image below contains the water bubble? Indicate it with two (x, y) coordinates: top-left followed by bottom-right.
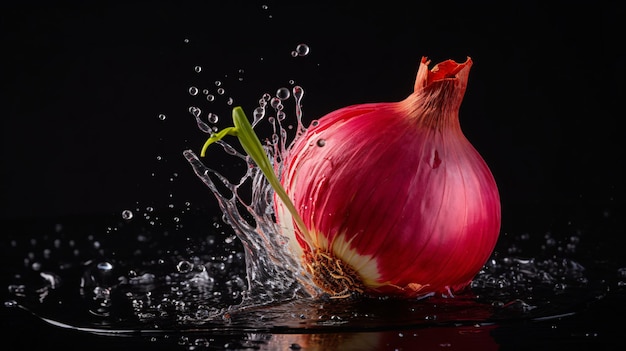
(276, 87), (291, 100)
(293, 85), (304, 100)
(157, 114), (166, 120)
(177, 260), (194, 273)
(227, 97), (234, 105)
(207, 94), (215, 102)
(121, 210), (134, 220)
(207, 113), (219, 124)
(189, 86), (198, 96)
(270, 97), (282, 110)
(217, 88), (225, 95)
(215, 81), (222, 87)
(293, 43), (310, 57)
(254, 107), (265, 119)
(316, 139), (326, 147)
(97, 261), (114, 273)
(189, 106), (202, 117)
(194, 66), (202, 73)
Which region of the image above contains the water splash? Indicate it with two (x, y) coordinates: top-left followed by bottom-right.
(183, 85), (319, 308)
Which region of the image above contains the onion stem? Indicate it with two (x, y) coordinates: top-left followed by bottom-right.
(200, 106), (312, 246)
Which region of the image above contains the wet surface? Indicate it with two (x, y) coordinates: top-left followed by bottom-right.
(2, 213), (624, 350)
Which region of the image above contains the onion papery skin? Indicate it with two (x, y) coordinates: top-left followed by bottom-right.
(276, 57), (501, 298)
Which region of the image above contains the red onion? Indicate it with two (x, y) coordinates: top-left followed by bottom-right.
(275, 57), (501, 297)
(200, 56), (501, 298)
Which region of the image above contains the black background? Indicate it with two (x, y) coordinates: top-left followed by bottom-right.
(2, 1), (624, 236)
(1, 1), (625, 350)
(1, 1), (624, 255)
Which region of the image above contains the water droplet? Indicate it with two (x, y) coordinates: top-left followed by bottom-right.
(316, 139), (326, 147)
(207, 113), (219, 124)
(194, 66), (202, 73)
(270, 97), (282, 110)
(97, 261), (114, 272)
(194, 110), (211, 132)
(276, 87), (290, 100)
(217, 88), (225, 95)
(253, 107), (265, 119)
(215, 81), (222, 87)
(177, 260), (193, 273)
(189, 106), (202, 117)
(294, 43), (310, 57)
(207, 94), (215, 102)
(121, 210), (134, 220)
(310, 120), (319, 127)
(227, 97), (234, 105)
(293, 86), (304, 100)
(157, 114), (166, 120)
(189, 86), (198, 96)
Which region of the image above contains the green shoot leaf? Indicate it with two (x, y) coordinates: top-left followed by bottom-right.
(201, 106), (312, 247)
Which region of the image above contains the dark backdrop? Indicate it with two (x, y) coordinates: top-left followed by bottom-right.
(1, 1), (624, 242)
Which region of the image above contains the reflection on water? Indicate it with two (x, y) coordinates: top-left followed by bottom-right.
(2, 172), (625, 350)
(3, 209), (621, 339)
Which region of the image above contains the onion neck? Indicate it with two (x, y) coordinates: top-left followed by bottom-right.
(400, 56), (472, 131)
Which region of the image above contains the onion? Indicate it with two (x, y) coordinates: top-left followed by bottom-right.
(201, 56), (501, 299)
(276, 57), (501, 298)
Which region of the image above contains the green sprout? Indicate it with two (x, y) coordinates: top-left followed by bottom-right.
(201, 106), (311, 244)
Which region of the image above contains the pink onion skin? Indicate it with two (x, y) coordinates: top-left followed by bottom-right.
(277, 57), (501, 297)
